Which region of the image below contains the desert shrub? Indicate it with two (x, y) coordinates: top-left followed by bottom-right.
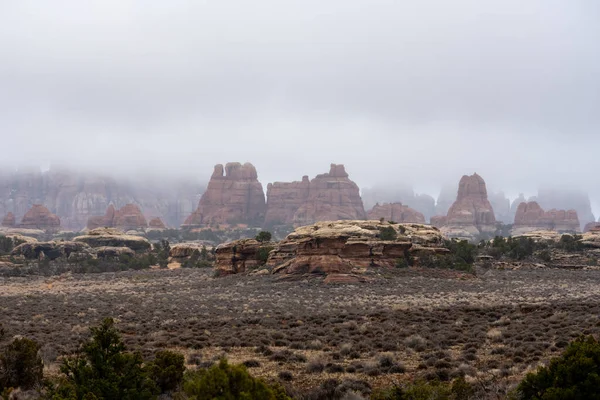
(379, 227), (398, 241)
(256, 246), (274, 265)
(50, 317), (158, 399)
(396, 258), (409, 268)
(371, 377), (474, 400)
(538, 249), (552, 263)
(0, 337), (43, 390)
(255, 231), (272, 243)
(556, 234), (584, 252)
(487, 236), (542, 260)
(518, 335), (600, 399)
(153, 239), (170, 268)
(0, 236), (14, 256)
(181, 358), (290, 399)
(147, 350), (185, 392)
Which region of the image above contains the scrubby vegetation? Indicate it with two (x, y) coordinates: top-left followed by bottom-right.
(379, 226), (398, 241)
(518, 335), (600, 400)
(256, 230), (273, 243)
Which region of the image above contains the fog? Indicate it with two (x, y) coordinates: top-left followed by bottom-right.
(0, 1), (598, 210)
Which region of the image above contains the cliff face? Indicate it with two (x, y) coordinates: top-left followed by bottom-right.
(512, 201), (580, 234)
(264, 176), (311, 228)
(438, 173), (497, 240)
(184, 162), (266, 227)
(291, 164), (366, 226)
(366, 203), (425, 224)
(535, 189), (595, 230)
(0, 167), (201, 230)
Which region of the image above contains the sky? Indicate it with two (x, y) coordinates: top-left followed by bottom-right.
(0, 1), (598, 208)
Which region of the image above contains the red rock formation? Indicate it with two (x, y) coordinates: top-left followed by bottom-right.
(264, 176), (310, 227)
(367, 203), (425, 224)
(0, 166), (201, 230)
(430, 215), (447, 228)
(1, 212), (15, 227)
(513, 201), (580, 233)
(184, 163), (266, 227)
(19, 205), (61, 230)
(148, 217), (166, 229)
(87, 205), (116, 230)
(87, 204), (147, 231)
(291, 164), (366, 226)
(114, 204), (148, 231)
(442, 173), (496, 238)
(584, 222), (600, 233)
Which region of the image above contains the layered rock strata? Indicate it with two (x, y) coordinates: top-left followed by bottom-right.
(366, 203), (425, 224)
(184, 163), (266, 227)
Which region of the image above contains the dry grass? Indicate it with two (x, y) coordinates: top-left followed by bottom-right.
(1, 267), (600, 392)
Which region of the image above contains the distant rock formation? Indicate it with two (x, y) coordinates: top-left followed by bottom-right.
(437, 174), (496, 240)
(512, 201), (580, 235)
(19, 205), (61, 231)
(435, 184), (457, 217)
(184, 162), (266, 227)
(87, 204), (148, 231)
(509, 193), (527, 223)
(148, 217), (166, 229)
(264, 176), (311, 228)
(488, 191), (511, 224)
(430, 215), (448, 228)
(584, 222), (600, 233)
(535, 189), (595, 230)
(0, 166), (201, 230)
(291, 164), (366, 226)
(1, 212), (15, 227)
(367, 203), (425, 224)
(361, 186), (436, 222)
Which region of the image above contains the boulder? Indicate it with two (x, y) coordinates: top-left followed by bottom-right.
(184, 163), (266, 227)
(367, 203), (425, 224)
(95, 246), (135, 259)
(215, 239), (271, 275)
(1, 212), (15, 227)
(291, 164), (366, 226)
(440, 174), (496, 240)
(168, 242), (214, 267)
(259, 220), (447, 277)
(19, 205), (61, 231)
(74, 227), (151, 252)
(12, 241), (93, 261)
(512, 201), (580, 235)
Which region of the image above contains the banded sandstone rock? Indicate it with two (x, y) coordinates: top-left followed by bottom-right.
(367, 203), (425, 224)
(184, 163), (266, 227)
(512, 201), (580, 235)
(19, 205), (61, 231)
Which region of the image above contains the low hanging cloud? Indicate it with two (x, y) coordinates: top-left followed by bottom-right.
(0, 0), (598, 206)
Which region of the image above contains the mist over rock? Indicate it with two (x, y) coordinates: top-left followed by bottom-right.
(534, 188), (595, 230)
(435, 184), (457, 217)
(184, 162), (266, 227)
(361, 186), (436, 222)
(509, 193), (527, 223)
(488, 191), (511, 224)
(438, 173), (496, 239)
(512, 201), (580, 235)
(87, 204), (148, 231)
(291, 164), (366, 226)
(0, 166), (201, 230)
(1, 212), (15, 227)
(20, 204), (61, 231)
(148, 217), (166, 229)
(367, 203), (425, 224)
